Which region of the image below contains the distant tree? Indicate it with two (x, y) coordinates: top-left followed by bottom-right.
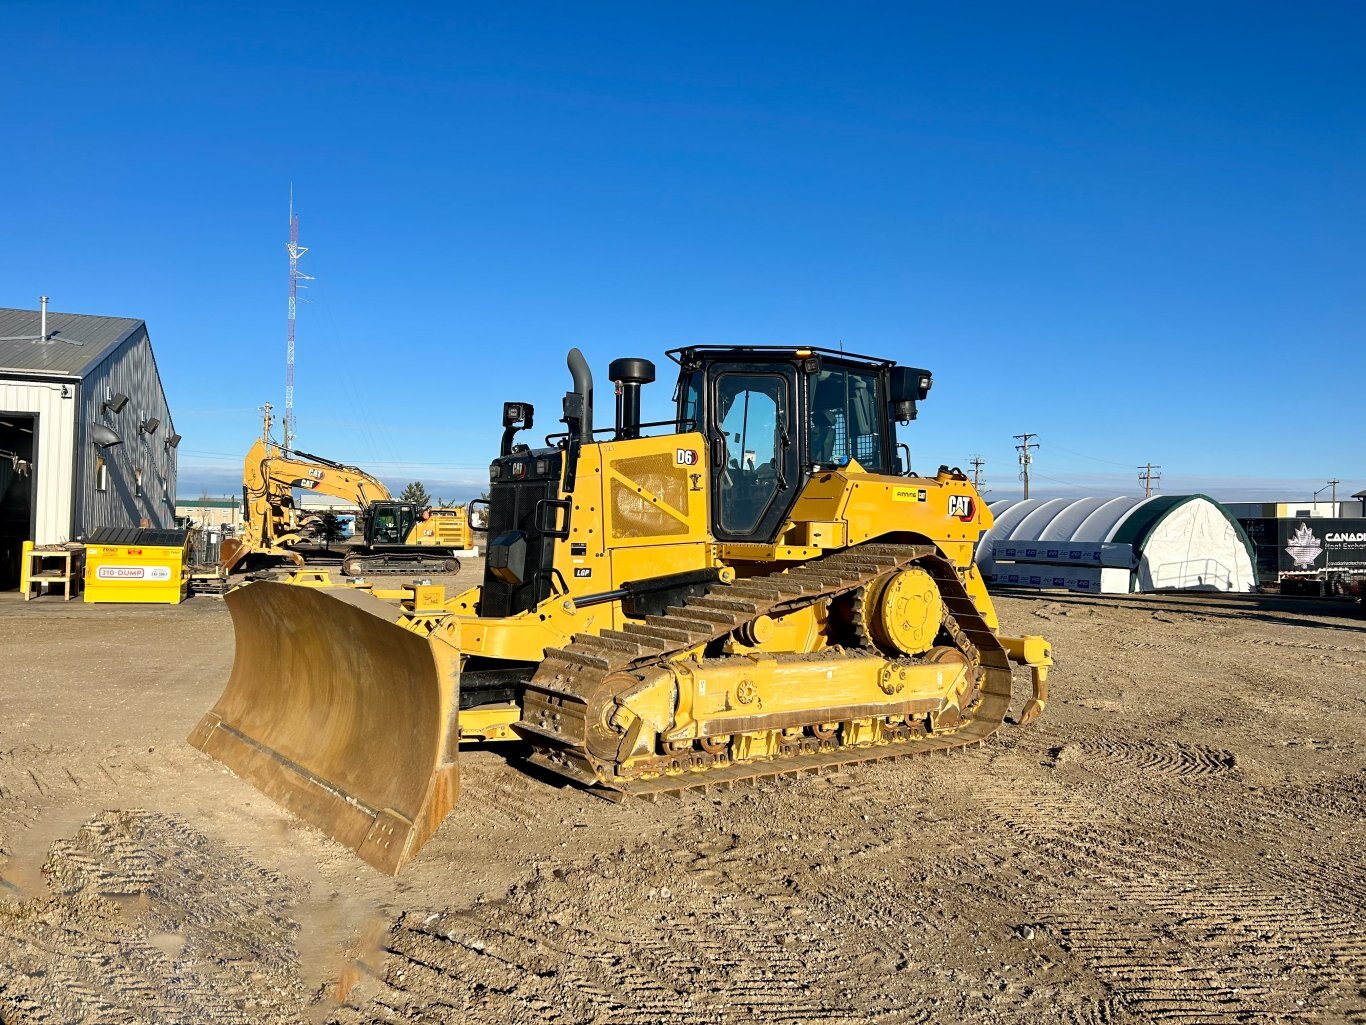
(400, 481), (431, 508)
(319, 511), (345, 550)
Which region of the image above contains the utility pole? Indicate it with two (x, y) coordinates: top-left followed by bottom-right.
(1138, 462), (1162, 498)
(969, 455), (986, 492)
(284, 187), (312, 452)
(259, 402), (274, 444)
(1329, 478), (1340, 508)
(1014, 434), (1038, 500)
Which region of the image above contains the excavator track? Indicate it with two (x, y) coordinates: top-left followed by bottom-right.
(340, 553), (461, 576)
(519, 543), (1013, 800)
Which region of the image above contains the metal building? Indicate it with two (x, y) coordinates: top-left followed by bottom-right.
(0, 302), (177, 586)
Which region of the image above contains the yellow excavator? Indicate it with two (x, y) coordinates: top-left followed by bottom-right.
(219, 431), (473, 577)
(191, 346), (1052, 874)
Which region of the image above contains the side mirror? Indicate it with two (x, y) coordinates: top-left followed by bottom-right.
(891, 366), (933, 402)
(890, 366), (933, 423)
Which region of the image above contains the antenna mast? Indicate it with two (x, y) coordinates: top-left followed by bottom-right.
(284, 188), (310, 451)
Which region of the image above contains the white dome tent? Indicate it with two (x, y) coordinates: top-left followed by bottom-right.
(978, 495), (1257, 594)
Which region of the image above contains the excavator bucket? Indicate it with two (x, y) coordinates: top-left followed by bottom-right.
(188, 581), (461, 875)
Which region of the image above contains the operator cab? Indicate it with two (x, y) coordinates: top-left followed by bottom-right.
(363, 500), (419, 546)
(670, 346), (932, 544)
(479, 345), (932, 618)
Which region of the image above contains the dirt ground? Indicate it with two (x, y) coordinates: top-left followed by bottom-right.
(1, 563), (1364, 1024)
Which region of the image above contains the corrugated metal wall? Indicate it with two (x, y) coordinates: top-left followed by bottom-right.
(74, 329), (177, 536)
(0, 379), (77, 543)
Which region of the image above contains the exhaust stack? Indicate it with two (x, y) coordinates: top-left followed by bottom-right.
(563, 348), (594, 442)
(609, 358), (656, 440)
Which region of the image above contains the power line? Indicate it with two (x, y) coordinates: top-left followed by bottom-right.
(1138, 462), (1162, 498)
(1047, 442), (1133, 468)
(969, 454), (986, 492)
(1033, 473), (1134, 497)
(1014, 433), (1039, 500)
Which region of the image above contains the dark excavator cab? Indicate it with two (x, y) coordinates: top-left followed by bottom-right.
(362, 501), (420, 546)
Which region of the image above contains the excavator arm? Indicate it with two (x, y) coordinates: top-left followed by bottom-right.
(220, 438), (395, 574)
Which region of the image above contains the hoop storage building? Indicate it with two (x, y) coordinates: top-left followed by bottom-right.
(978, 495), (1257, 594)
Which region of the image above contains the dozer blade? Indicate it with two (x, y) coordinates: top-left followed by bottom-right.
(188, 581), (461, 875)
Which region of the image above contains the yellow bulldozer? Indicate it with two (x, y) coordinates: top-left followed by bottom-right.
(191, 345), (1052, 874)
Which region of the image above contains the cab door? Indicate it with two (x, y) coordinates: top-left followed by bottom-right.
(709, 364), (798, 542)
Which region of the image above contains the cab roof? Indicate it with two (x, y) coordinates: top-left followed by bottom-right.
(666, 344), (895, 369)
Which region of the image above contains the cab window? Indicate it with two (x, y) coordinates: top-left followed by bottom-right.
(714, 373), (785, 533)
(675, 370), (703, 431)
(808, 367), (885, 471)
(371, 507), (404, 544)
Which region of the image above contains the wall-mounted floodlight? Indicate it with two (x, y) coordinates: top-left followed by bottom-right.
(103, 392), (129, 414)
(165, 432), (182, 449)
(140, 416), (161, 435)
(90, 423), (123, 448)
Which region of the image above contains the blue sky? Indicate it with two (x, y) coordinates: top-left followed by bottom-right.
(3, 2), (1362, 504)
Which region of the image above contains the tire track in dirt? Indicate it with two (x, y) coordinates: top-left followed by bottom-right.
(330, 854), (858, 1025)
(331, 757), (1126, 1025)
(975, 741), (1366, 1022)
(1047, 739), (1239, 777)
(0, 811), (309, 1025)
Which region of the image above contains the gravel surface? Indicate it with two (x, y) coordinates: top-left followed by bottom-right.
(1, 567), (1363, 1024)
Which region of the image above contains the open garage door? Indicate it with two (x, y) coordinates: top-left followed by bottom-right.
(0, 414), (36, 589)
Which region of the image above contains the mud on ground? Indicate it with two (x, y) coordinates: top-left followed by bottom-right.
(1, 567), (1364, 1024)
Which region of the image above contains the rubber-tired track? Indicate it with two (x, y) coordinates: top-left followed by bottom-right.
(519, 543), (1014, 799)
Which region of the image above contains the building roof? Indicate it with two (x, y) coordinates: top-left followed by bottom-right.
(0, 307), (144, 378)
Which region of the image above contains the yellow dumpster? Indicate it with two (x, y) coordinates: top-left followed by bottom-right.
(83, 527), (189, 605)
